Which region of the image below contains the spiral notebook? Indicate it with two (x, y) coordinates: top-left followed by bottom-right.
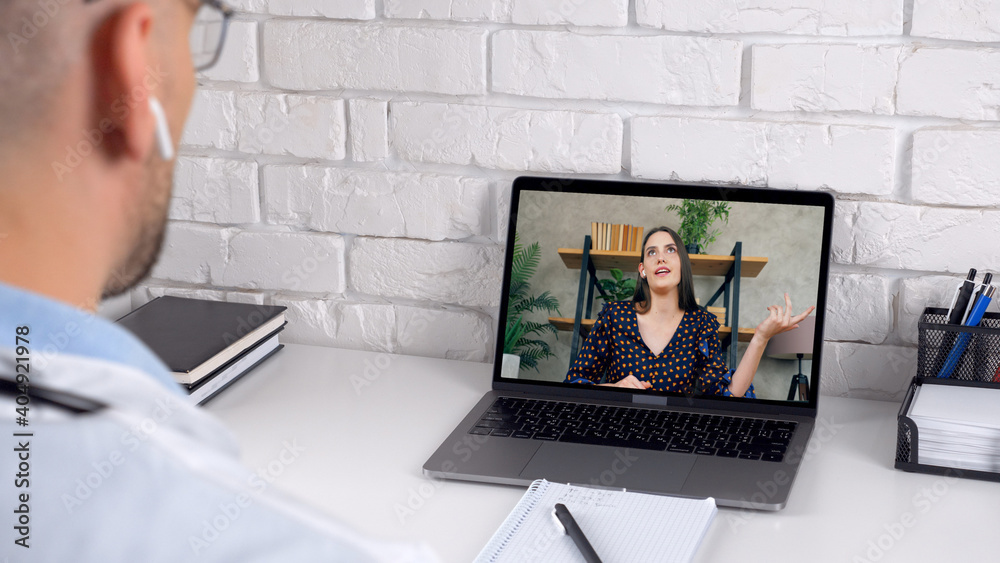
(475, 479), (717, 563)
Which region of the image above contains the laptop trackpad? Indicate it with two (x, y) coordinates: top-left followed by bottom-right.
(518, 443), (695, 493)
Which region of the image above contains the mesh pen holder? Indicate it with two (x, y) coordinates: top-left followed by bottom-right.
(916, 307), (1000, 381)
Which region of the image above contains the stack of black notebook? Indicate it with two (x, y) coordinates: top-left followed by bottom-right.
(117, 296), (287, 405)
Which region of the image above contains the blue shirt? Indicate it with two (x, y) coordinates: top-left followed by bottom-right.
(565, 300), (755, 398)
(0, 281), (182, 394)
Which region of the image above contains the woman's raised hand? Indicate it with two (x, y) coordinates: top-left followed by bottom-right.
(754, 293), (815, 343)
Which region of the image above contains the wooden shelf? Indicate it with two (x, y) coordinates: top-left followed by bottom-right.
(557, 249), (768, 277)
(548, 317), (756, 343)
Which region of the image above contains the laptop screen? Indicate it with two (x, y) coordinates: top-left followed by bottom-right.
(497, 177), (833, 409)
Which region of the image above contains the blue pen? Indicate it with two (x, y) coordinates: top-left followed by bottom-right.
(937, 285), (996, 378)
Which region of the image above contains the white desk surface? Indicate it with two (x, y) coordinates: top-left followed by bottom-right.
(206, 343), (998, 562)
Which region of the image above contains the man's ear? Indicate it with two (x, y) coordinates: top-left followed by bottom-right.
(92, 3), (157, 162)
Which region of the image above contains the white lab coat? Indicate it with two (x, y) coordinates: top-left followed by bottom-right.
(0, 348), (439, 562)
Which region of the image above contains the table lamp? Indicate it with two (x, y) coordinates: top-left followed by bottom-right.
(765, 316), (815, 401)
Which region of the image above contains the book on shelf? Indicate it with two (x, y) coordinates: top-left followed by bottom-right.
(117, 295), (287, 386)
(589, 222), (644, 252)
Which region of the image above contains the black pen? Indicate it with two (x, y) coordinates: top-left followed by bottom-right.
(554, 503), (603, 563)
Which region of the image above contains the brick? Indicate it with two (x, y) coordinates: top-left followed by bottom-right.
(234, 94), (346, 160)
(631, 117), (895, 194)
(263, 21), (487, 96)
(897, 47), (1000, 121)
(911, 0), (1000, 42)
(150, 223), (230, 284)
(350, 238), (503, 308)
(383, 0), (512, 21)
(821, 342), (917, 401)
(899, 276), (963, 346)
(912, 128), (1000, 206)
(198, 21), (259, 83)
(637, 0), (903, 35)
(181, 90), (346, 159)
(391, 102), (623, 174)
(180, 90), (237, 150)
(170, 157), (260, 224)
(852, 202), (1000, 273)
(230, 0), (375, 19)
(269, 298), (396, 351)
(831, 201), (858, 265)
(631, 118), (767, 185)
(222, 232), (346, 293)
(765, 122), (895, 194)
(818, 342), (848, 397)
(751, 44), (900, 114)
(132, 285), (265, 310)
(511, 0), (629, 27)
(825, 274), (894, 344)
(263, 166), (490, 240)
(395, 306), (493, 361)
(493, 31), (741, 106)
(349, 99), (388, 162)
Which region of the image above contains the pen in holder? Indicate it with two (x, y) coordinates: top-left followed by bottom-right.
(918, 307), (1000, 381)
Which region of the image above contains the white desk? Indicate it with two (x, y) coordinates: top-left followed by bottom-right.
(206, 343), (998, 562)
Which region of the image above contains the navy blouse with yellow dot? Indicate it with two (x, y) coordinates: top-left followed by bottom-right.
(564, 300), (756, 398)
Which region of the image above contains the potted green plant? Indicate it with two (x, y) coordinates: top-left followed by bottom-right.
(596, 268), (637, 304)
(502, 234), (560, 377)
(666, 199), (731, 254)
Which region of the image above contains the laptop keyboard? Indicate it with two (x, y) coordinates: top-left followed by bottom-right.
(470, 397), (797, 462)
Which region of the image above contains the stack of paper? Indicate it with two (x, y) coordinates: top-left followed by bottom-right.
(908, 384), (1000, 473)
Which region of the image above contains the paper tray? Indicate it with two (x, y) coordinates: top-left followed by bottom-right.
(895, 376), (1000, 482)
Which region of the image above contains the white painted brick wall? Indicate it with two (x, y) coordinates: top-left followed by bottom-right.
(263, 166), (490, 240)
(911, 128), (1000, 206)
(391, 102), (623, 173)
(198, 21), (259, 83)
(851, 203), (1000, 273)
(493, 31), (741, 106)
(182, 90), (346, 159)
(897, 47), (1000, 120)
(825, 274), (894, 344)
(637, 0), (903, 36)
(349, 99), (388, 162)
(170, 157), (260, 224)
(349, 238), (504, 308)
(751, 44), (899, 114)
(631, 117), (895, 194)
(263, 21), (487, 95)
(223, 232), (346, 293)
(911, 0), (1000, 42)
(383, 0), (513, 22)
(231, 0), (375, 19)
(136, 1), (1000, 400)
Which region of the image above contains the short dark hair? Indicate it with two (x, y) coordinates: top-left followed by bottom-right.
(632, 226), (699, 314)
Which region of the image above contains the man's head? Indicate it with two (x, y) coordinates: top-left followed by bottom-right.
(0, 1), (222, 307)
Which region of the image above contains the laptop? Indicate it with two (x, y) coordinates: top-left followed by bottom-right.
(423, 176), (834, 510)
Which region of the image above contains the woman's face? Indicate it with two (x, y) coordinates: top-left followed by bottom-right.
(639, 230), (682, 292)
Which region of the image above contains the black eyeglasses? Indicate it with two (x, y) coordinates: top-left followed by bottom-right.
(85, 0), (234, 71)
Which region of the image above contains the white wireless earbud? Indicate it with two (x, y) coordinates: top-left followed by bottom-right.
(148, 97), (175, 161)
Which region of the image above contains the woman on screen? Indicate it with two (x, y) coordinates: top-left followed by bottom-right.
(564, 226), (814, 398)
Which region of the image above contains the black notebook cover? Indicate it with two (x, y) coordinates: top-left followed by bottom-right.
(116, 296), (287, 376)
